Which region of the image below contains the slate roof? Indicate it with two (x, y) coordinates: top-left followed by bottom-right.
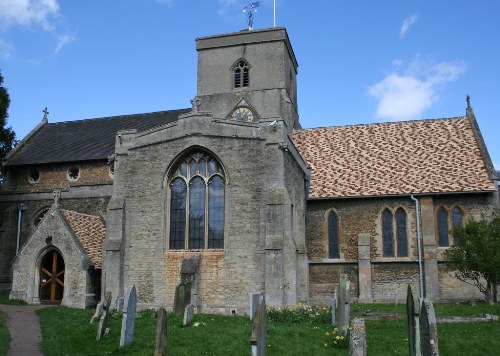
(62, 210), (106, 268)
(293, 117), (497, 199)
(6, 109), (189, 166)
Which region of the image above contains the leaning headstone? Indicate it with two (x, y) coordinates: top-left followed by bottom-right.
(336, 274), (351, 335)
(406, 284), (422, 356)
(120, 285), (137, 348)
(183, 304), (195, 326)
(174, 282), (192, 316)
(420, 299), (439, 356)
(249, 291), (264, 320)
(90, 299), (104, 324)
(154, 308), (168, 356)
(331, 289), (338, 326)
(349, 318), (366, 356)
(96, 291), (112, 341)
(250, 294), (267, 356)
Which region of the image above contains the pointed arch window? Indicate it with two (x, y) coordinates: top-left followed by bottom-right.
(437, 206), (464, 247)
(234, 60), (250, 88)
(168, 150), (225, 249)
(381, 208), (409, 258)
(327, 211), (340, 259)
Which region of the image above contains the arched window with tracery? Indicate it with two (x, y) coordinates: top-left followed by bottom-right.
(451, 207), (463, 245)
(382, 209), (394, 257)
(327, 211), (340, 259)
(381, 207), (409, 258)
(233, 60), (250, 88)
(395, 208), (408, 257)
(437, 207), (450, 247)
(168, 150), (225, 249)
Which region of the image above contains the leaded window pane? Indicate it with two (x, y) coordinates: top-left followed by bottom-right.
(199, 159), (207, 177)
(452, 207), (463, 245)
(189, 160), (197, 178)
(396, 208), (408, 257)
(437, 208), (449, 247)
(208, 159), (216, 175)
(180, 160), (187, 177)
(382, 209), (394, 257)
(169, 178), (186, 249)
(208, 176), (225, 248)
(328, 212), (339, 259)
(188, 177), (205, 249)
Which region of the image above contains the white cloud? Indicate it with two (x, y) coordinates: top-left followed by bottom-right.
(55, 33), (75, 53)
(400, 14), (417, 38)
(0, 0), (60, 31)
(368, 58), (467, 121)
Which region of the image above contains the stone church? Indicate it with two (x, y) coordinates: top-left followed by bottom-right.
(0, 27), (498, 312)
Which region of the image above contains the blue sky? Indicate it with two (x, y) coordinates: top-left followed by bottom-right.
(0, 0), (499, 170)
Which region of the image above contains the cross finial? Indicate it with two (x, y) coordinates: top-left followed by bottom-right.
(466, 95), (471, 108)
(42, 107), (49, 122)
(53, 190), (61, 205)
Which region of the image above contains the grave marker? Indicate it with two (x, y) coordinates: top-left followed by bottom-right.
(120, 285), (137, 348)
(90, 299), (104, 324)
(96, 291), (112, 341)
(154, 308), (168, 356)
(174, 283), (192, 316)
(349, 318), (366, 356)
(336, 274), (350, 334)
(183, 304), (194, 326)
(331, 289), (338, 326)
(407, 284), (422, 356)
(250, 291), (264, 320)
(420, 299), (439, 356)
(250, 294), (267, 356)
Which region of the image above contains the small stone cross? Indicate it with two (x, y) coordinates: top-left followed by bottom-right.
(53, 190), (61, 205)
(42, 107), (49, 121)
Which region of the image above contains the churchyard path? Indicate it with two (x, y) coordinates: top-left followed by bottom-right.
(0, 304), (47, 356)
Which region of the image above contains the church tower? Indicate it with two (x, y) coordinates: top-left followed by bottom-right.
(195, 27), (300, 132)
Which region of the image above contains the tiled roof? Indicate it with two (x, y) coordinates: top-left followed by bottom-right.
(62, 210), (106, 268)
(293, 117), (497, 199)
(7, 109), (189, 166)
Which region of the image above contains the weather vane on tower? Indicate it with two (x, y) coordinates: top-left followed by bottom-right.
(243, 2), (260, 30)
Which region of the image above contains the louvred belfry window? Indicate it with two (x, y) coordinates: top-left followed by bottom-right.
(234, 60), (250, 88)
(168, 150), (225, 249)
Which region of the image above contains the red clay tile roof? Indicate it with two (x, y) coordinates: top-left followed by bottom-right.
(293, 117), (496, 199)
(62, 210), (106, 268)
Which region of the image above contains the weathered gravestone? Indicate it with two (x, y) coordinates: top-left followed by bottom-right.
(174, 255), (200, 315)
(183, 304), (194, 326)
(90, 299), (104, 324)
(407, 284), (422, 356)
(96, 291), (112, 341)
(154, 308), (168, 356)
(349, 318), (366, 356)
(249, 291), (264, 320)
(250, 294), (267, 356)
(336, 274), (351, 335)
(420, 299), (439, 356)
(120, 285), (137, 348)
(174, 283), (192, 316)
(331, 289), (338, 326)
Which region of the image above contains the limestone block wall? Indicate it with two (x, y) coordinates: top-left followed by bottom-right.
(10, 206), (95, 308)
(306, 193), (495, 304)
(8, 161), (112, 191)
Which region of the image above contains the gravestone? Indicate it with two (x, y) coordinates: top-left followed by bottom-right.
(250, 294), (267, 356)
(90, 299), (104, 324)
(96, 291), (112, 341)
(249, 291), (264, 320)
(183, 304), (195, 326)
(336, 274), (351, 335)
(406, 284), (422, 356)
(420, 299), (439, 356)
(349, 318), (366, 356)
(154, 308), (168, 356)
(120, 285), (137, 348)
(331, 289), (338, 326)
(174, 282), (192, 316)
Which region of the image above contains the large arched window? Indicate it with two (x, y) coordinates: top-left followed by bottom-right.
(168, 150), (225, 249)
(381, 208), (408, 258)
(327, 211), (340, 259)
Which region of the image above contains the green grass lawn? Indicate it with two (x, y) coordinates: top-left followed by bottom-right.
(29, 302), (500, 355)
(0, 310), (10, 356)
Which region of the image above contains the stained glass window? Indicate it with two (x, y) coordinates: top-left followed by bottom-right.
(382, 209), (394, 257)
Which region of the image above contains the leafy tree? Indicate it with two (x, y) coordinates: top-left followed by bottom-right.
(0, 69), (17, 181)
(443, 213), (500, 304)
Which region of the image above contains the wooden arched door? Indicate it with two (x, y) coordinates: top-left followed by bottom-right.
(40, 250), (65, 304)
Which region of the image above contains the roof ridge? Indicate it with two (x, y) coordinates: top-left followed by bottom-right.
(45, 108), (190, 126)
(295, 116), (467, 132)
